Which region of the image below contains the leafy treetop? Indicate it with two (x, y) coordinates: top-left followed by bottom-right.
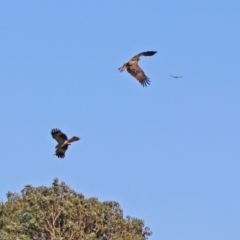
(0, 179), (152, 240)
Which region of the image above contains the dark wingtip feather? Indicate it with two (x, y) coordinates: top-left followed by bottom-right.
(143, 51), (157, 56)
(51, 128), (61, 135)
(55, 153), (65, 159)
(140, 78), (151, 87)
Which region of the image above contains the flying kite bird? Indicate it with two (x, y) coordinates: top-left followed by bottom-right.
(51, 128), (80, 158)
(118, 51), (157, 87)
(170, 75), (183, 78)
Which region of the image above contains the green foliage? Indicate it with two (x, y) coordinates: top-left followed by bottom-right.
(0, 179), (152, 240)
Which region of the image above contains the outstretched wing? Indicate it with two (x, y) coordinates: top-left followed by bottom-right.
(118, 51), (157, 71)
(51, 128), (68, 145)
(127, 66), (150, 87)
(131, 51), (157, 61)
(55, 144), (68, 159)
(68, 136), (80, 143)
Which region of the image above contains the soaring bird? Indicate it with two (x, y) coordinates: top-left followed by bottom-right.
(118, 51), (157, 87)
(170, 75), (183, 78)
(51, 128), (80, 158)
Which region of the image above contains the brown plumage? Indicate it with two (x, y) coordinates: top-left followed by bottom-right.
(118, 51), (157, 87)
(51, 128), (80, 158)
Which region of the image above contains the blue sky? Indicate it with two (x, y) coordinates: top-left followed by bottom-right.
(1, 1), (240, 239)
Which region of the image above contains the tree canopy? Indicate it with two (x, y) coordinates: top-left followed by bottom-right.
(0, 179), (152, 240)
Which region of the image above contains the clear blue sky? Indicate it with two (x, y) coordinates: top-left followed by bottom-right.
(1, 1), (240, 239)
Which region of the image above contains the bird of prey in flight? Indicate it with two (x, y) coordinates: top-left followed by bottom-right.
(170, 75), (183, 78)
(118, 51), (157, 87)
(51, 128), (80, 158)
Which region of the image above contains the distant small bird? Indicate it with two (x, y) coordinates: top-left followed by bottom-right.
(118, 51), (157, 87)
(170, 75), (183, 78)
(51, 128), (80, 158)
